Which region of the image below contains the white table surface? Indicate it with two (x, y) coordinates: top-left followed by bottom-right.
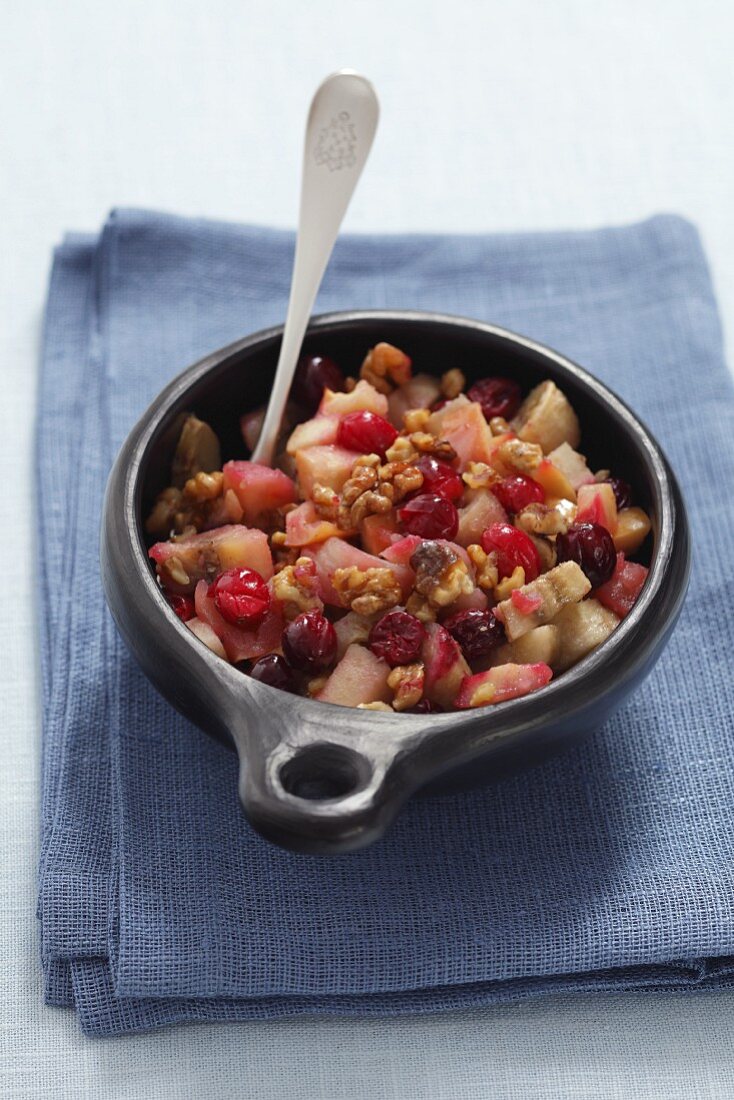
(3, 1), (734, 1096)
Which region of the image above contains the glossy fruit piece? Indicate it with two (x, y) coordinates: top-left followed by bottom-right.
(512, 380), (581, 453)
(556, 522), (616, 588)
(166, 593), (196, 621)
(455, 663), (552, 709)
(333, 611), (375, 660)
(240, 406), (266, 452)
(595, 553), (649, 618)
(492, 624), (559, 669)
(247, 653), (298, 693)
(222, 461), (297, 525)
(316, 643), (391, 707)
(295, 445), (357, 497)
(380, 534), (422, 566)
(481, 522), (542, 582)
(530, 459), (577, 504)
(282, 610), (337, 672)
(428, 397), (497, 467)
(546, 443), (594, 491)
(421, 622), (471, 708)
(284, 501), (350, 547)
(606, 477), (632, 510)
(495, 561), (591, 642)
(466, 376), (522, 420)
(319, 379), (389, 419)
(150, 525), (273, 594)
(413, 455), (463, 501)
(210, 567), (270, 626)
(292, 354), (345, 413)
(194, 579), (283, 663)
(361, 511), (399, 555)
(575, 483), (618, 533)
(444, 585), (489, 614)
(286, 414), (339, 455)
(387, 373), (442, 427)
(492, 474), (545, 513)
(308, 537), (414, 606)
(186, 616), (228, 659)
(399, 493), (459, 540)
(613, 507), (651, 555)
(443, 608), (505, 662)
(368, 609), (426, 666)
(455, 488), (507, 547)
(551, 598), (619, 671)
(336, 411), (398, 457)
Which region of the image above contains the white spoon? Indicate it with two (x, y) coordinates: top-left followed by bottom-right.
(250, 70), (380, 466)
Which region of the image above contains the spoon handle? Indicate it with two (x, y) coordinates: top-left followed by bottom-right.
(251, 71), (379, 466)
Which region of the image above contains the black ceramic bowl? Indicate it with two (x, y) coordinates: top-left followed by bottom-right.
(102, 311), (690, 855)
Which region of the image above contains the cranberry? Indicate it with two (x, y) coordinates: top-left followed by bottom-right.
(492, 475), (544, 513)
(443, 608), (505, 662)
(409, 699), (442, 713)
(167, 593), (195, 622)
(336, 411), (398, 458)
(556, 523), (616, 588)
(431, 398), (449, 413)
(467, 376), (522, 420)
(413, 455), (463, 502)
(399, 493), (459, 540)
(368, 610), (426, 667)
(247, 653), (298, 693)
(210, 568), (270, 626)
(481, 522), (542, 582)
(282, 610), (337, 673)
(606, 477), (632, 510)
(291, 354), (344, 413)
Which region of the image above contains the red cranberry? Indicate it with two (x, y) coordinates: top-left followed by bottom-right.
(368, 610), (426, 667)
(336, 411), (398, 458)
(210, 568), (270, 626)
(413, 455), (463, 502)
(291, 354), (344, 413)
(492, 475), (544, 513)
(399, 493), (459, 540)
(481, 522), (542, 582)
(443, 608), (505, 662)
(247, 653), (298, 693)
(556, 523), (616, 588)
(409, 699), (442, 713)
(431, 398), (449, 412)
(167, 593), (195, 622)
(606, 477), (632, 510)
(467, 377), (522, 420)
(282, 610), (337, 673)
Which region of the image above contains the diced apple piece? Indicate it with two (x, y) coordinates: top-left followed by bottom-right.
(171, 414), (222, 488)
(595, 553), (649, 618)
(427, 394), (469, 435)
(308, 538), (414, 606)
(492, 625), (559, 668)
(421, 622), (471, 708)
(334, 611), (376, 660)
(456, 488), (507, 546)
(380, 535), (422, 566)
(546, 443), (594, 491)
(185, 617), (228, 660)
(240, 406), (266, 452)
(531, 458), (577, 503)
(495, 561), (591, 641)
(512, 380), (581, 453)
(194, 580), (283, 663)
(150, 525), (273, 594)
(551, 598), (619, 671)
(576, 482), (618, 533)
(361, 511), (399, 555)
(431, 399), (496, 468)
(319, 379), (389, 418)
(284, 501), (350, 547)
(455, 663), (553, 709)
(316, 644), (391, 707)
(295, 445), (356, 497)
(222, 461), (297, 525)
(613, 507), (651, 555)
(387, 373), (442, 427)
(286, 415), (339, 455)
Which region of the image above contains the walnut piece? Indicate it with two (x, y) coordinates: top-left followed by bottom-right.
(171, 414), (222, 489)
(360, 342), (412, 394)
(385, 435), (418, 462)
(462, 462), (498, 491)
(467, 544), (500, 591)
(489, 416), (511, 436)
(405, 592), (437, 623)
(271, 557), (323, 619)
(311, 483), (341, 521)
(440, 369), (466, 399)
(332, 566), (402, 616)
(515, 500), (577, 537)
(410, 540), (474, 608)
(388, 663), (425, 711)
(403, 408), (431, 434)
(409, 432), (457, 462)
(494, 565), (526, 601)
(495, 437), (544, 476)
(338, 453), (422, 528)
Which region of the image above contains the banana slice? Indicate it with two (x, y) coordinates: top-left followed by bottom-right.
(512, 380), (581, 454)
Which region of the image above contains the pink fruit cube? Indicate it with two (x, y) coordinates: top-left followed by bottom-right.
(361, 511), (399, 555)
(308, 538), (414, 607)
(456, 489), (507, 547)
(380, 535), (422, 566)
(546, 443), (594, 491)
(319, 380), (389, 419)
(185, 617), (227, 660)
(194, 579), (283, 663)
(421, 622), (471, 708)
(150, 525), (273, 594)
(295, 445), (356, 497)
(576, 483), (618, 534)
(431, 398), (496, 468)
(594, 552), (649, 618)
(387, 373), (442, 427)
(455, 662), (553, 709)
(286, 415), (339, 455)
(334, 612), (375, 660)
(222, 461), (296, 525)
(316, 644), (391, 707)
(284, 501), (351, 547)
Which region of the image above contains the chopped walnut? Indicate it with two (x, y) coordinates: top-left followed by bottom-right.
(271, 531), (287, 547)
(360, 342), (412, 394)
(272, 557), (323, 619)
(388, 663), (425, 711)
(379, 459), (424, 501)
(183, 470), (223, 502)
(332, 566), (402, 616)
(338, 453), (422, 528)
(515, 499), (577, 537)
(158, 555), (191, 589)
(403, 408), (431, 434)
(344, 376), (357, 393)
(467, 544), (500, 591)
(495, 438), (544, 476)
(145, 468), (242, 538)
(410, 540), (474, 608)
(494, 565), (526, 601)
(440, 369), (466, 399)
(489, 416), (511, 436)
(357, 701), (394, 712)
(385, 435), (417, 463)
(171, 414), (221, 489)
(405, 591), (438, 623)
(409, 432), (457, 462)
(312, 483), (341, 521)
(462, 462), (499, 491)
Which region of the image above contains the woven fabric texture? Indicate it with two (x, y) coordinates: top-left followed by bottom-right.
(37, 210), (734, 1036)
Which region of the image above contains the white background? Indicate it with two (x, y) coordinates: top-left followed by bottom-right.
(2, 1), (734, 1095)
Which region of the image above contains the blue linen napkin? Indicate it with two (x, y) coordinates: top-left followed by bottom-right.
(37, 209), (734, 1037)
